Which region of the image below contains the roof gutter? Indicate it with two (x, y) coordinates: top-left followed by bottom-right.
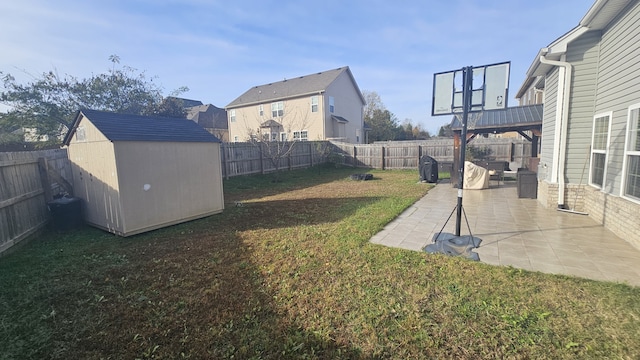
(226, 90), (325, 110)
(538, 48), (572, 209)
(580, 0), (608, 26)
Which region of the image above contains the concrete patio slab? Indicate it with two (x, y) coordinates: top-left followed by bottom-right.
(370, 180), (640, 287)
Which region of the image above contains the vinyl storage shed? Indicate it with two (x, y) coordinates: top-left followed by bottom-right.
(63, 109), (224, 236)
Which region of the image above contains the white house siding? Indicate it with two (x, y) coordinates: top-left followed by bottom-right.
(325, 71), (364, 143)
(564, 31), (601, 184)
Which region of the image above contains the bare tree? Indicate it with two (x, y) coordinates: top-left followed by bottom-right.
(362, 90), (386, 121)
(239, 102), (312, 180)
(208, 128), (228, 142)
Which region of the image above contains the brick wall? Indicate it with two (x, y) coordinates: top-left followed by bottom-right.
(584, 186), (640, 250)
(537, 181), (558, 209)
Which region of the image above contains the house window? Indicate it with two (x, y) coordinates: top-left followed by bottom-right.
(311, 96), (318, 113)
(280, 132), (287, 142)
(623, 105), (640, 201)
(230, 109), (236, 122)
(259, 104), (264, 116)
(329, 96), (335, 113)
(271, 101), (284, 117)
(590, 113), (611, 188)
(293, 130), (308, 141)
(234, 135), (239, 142)
(75, 126), (86, 142)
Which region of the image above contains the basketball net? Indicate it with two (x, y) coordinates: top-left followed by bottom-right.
(453, 111), (483, 130)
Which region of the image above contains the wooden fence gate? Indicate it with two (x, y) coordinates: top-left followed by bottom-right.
(0, 149), (72, 255)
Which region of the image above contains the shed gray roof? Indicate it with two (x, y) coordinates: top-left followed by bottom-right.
(63, 109), (221, 145)
(226, 66), (365, 108)
(450, 104), (543, 131)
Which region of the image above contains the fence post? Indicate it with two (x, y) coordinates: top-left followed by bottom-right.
(510, 142), (514, 163)
(353, 146), (357, 167)
(37, 157), (53, 202)
(260, 145), (265, 174)
(222, 144), (229, 180)
(381, 146), (385, 170)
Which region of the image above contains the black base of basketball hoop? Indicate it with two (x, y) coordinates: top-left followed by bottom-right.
(423, 232), (482, 261)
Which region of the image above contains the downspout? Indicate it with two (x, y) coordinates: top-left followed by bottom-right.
(539, 49), (572, 209)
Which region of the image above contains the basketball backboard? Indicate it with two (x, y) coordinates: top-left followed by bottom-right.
(431, 61), (510, 116)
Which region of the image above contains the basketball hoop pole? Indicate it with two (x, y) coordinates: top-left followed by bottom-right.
(455, 66), (473, 236)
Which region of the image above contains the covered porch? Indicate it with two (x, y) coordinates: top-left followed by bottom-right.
(450, 104), (543, 186)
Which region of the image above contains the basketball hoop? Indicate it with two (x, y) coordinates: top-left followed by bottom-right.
(453, 111), (483, 130)
(432, 62), (510, 238)
(467, 112), (483, 130)
(432, 61), (510, 117)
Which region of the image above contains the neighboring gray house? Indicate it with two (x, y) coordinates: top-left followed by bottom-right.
(226, 67), (366, 143)
(516, 0), (640, 250)
(186, 104), (229, 142)
(166, 97), (204, 108)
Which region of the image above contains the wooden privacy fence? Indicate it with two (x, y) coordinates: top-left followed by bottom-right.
(331, 141), (451, 169)
(221, 141), (331, 178)
(0, 138), (532, 254)
(0, 142), (329, 254)
(330, 138), (532, 170)
(0, 149), (72, 254)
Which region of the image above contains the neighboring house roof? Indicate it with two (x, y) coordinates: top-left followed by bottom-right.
(450, 104), (543, 131)
(63, 109), (221, 145)
(186, 104), (228, 129)
(226, 66), (366, 108)
(167, 96), (204, 108)
(517, 0), (633, 95)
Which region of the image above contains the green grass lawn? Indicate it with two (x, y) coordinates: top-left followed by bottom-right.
(1, 164), (639, 359)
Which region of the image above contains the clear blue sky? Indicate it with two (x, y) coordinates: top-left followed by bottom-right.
(1, 0), (594, 134)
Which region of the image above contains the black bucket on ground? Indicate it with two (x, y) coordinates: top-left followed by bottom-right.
(47, 197), (83, 231)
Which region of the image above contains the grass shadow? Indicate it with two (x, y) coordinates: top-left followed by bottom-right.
(0, 214), (371, 358)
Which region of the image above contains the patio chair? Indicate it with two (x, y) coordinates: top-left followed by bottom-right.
(488, 168), (504, 186)
(473, 160), (509, 186)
